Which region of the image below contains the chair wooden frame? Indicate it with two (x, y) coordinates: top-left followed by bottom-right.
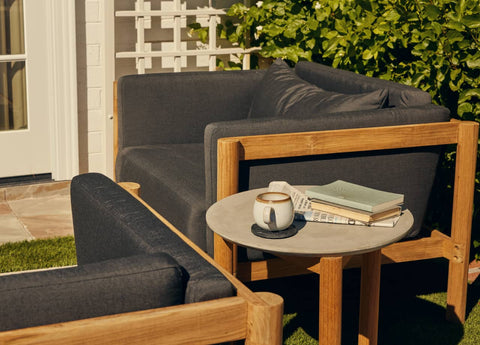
(213, 120), (478, 324)
(0, 188), (284, 345)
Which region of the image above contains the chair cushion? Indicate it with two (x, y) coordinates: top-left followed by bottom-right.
(248, 59), (388, 119)
(295, 61), (432, 107)
(115, 143), (207, 249)
(0, 253), (185, 331)
(71, 173), (235, 304)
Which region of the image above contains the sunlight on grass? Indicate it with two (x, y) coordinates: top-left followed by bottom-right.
(0, 236), (77, 273)
(418, 290), (480, 345)
(283, 313), (317, 345)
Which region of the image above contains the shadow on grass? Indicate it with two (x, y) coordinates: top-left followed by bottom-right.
(246, 259), (480, 344)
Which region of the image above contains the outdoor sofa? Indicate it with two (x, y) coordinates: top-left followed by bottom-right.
(115, 58), (449, 256)
(0, 173), (283, 344)
(114, 59), (477, 324)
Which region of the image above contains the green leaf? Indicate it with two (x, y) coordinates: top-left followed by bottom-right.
(466, 57), (480, 69)
(264, 24), (284, 37)
(457, 102), (473, 116)
(362, 49), (373, 60)
(425, 5), (441, 21)
(306, 38), (316, 50)
(446, 30), (465, 43)
(284, 20), (302, 39)
(462, 15), (480, 29)
(444, 20), (465, 31)
(306, 16), (319, 31)
(430, 22), (443, 35)
(335, 19), (348, 34)
(459, 89), (480, 103)
(384, 10), (401, 22)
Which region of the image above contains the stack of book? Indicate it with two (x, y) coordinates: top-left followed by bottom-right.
(305, 180), (404, 226)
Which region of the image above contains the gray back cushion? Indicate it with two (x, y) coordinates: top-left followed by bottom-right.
(249, 59), (388, 119)
(295, 61), (432, 107)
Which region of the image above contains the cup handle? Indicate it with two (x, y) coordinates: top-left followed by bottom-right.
(263, 206), (273, 224)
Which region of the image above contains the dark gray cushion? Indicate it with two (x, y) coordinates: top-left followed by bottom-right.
(295, 61), (432, 107)
(71, 173), (235, 304)
(117, 70), (265, 149)
(0, 254), (185, 331)
(248, 59), (388, 119)
(116, 143), (206, 249)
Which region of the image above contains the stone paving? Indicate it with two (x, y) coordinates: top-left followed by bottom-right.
(0, 181), (73, 245)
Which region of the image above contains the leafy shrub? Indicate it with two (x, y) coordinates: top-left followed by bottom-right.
(188, 0), (480, 257)
(217, 0), (480, 258)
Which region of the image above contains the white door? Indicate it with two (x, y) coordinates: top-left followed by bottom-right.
(0, 0), (51, 178)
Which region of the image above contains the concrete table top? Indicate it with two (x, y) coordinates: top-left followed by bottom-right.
(206, 187), (413, 257)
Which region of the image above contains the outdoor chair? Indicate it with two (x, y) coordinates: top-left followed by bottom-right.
(0, 173), (283, 345)
(213, 120), (478, 325)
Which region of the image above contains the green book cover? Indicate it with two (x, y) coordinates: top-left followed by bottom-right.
(306, 180), (404, 213)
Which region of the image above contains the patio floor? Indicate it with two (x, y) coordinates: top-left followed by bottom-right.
(0, 181), (73, 245)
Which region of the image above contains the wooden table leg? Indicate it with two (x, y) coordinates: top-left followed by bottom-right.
(358, 250), (382, 345)
(319, 256), (343, 345)
(214, 233), (236, 275)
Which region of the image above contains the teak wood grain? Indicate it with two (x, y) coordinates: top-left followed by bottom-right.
(318, 257), (343, 345)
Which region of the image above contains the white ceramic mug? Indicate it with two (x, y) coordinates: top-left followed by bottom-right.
(253, 192), (294, 231)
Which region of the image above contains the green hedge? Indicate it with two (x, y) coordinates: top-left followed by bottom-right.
(219, 0), (480, 257)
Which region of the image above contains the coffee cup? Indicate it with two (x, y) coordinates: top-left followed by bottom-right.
(253, 192), (294, 231)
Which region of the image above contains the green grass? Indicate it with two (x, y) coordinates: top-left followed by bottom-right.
(1, 238), (479, 344)
(247, 259), (480, 345)
(0, 236), (77, 273)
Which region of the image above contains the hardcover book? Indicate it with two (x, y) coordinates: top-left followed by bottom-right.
(309, 199), (402, 224)
(306, 180), (404, 213)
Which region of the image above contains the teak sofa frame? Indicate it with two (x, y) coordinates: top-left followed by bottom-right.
(0, 187), (284, 345)
(213, 120), (478, 325)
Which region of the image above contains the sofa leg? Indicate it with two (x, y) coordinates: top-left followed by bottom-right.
(445, 121), (478, 324)
(446, 257), (469, 323)
(245, 292), (284, 345)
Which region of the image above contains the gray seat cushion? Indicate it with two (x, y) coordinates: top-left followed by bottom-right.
(0, 254), (185, 331)
(116, 143), (206, 249)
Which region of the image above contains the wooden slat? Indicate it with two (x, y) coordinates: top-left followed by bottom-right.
(379, 236), (447, 263)
(237, 257), (312, 282)
(219, 122), (460, 161)
(0, 297), (248, 345)
(358, 250), (382, 345)
(319, 257), (343, 345)
(447, 121), (479, 322)
(236, 233), (455, 282)
(113, 81), (118, 180)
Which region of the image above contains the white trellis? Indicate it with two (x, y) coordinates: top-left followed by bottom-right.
(115, 0), (257, 74)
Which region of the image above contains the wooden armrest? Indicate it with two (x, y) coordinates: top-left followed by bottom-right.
(0, 292), (283, 345)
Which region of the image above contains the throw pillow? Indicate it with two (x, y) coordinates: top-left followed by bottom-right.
(248, 59), (388, 119)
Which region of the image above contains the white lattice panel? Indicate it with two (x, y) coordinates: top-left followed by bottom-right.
(115, 0), (257, 73)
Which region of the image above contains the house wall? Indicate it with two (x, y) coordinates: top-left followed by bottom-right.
(76, 0), (114, 178)
(76, 0), (241, 179)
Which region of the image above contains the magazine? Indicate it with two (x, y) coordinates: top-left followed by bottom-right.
(267, 181), (400, 228)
